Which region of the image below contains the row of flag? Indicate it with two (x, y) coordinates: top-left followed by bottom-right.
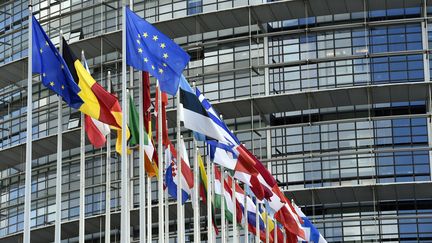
(30, 6), (326, 243)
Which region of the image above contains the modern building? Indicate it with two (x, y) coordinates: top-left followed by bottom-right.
(1, 0), (432, 242)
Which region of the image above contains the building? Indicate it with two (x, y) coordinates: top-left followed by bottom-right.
(1, 0), (432, 242)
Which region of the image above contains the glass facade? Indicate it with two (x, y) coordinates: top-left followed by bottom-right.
(1, 0), (432, 242)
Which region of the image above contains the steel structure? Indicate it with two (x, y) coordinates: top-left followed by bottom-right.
(0, 0), (432, 242)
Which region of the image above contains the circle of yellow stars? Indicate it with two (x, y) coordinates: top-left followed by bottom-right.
(40, 40), (66, 91)
(136, 32), (169, 76)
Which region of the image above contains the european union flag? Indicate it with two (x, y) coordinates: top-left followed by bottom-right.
(125, 8), (190, 96)
(32, 16), (83, 109)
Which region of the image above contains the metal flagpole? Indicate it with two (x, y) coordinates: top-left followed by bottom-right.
(23, 2), (33, 242)
(147, 173), (152, 242)
(128, 0), (134, 236)
(283, 228), (287, 243)
(165, 188), (169, 243)
(206, 143), (213, 243)
(105, 71), (112, 243)
(232, 178), (237, 243)
(220, 166), (226, 243)
(54, 30), (64, 243)
(265, 203), (269, 243)
(193, 143), (200, 242)
(219, 115), (226, 243)
(79, 51), (86, 243)
(244, 184), (249, 243)
(273, 219), (277, 243)
(157, 82), (164, 243)
(176, 89), (183, 243)
(255, 199), (259, 243)
(165, 139), (169, 243)
(121, 3), (130, 243)
(139, 71), (146, 243)
(192, 82), (200, 243)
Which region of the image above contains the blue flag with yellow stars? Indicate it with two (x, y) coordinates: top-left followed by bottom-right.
(32, 16), (83, 109)
(125, 8), (190, 96)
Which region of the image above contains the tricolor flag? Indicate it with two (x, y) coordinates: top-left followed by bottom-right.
(230, 178), (267, 242)
(62, 38), (130, 154)
(142, 72), (158, 178)
(213, 165), (242, 225)
(80, 55), (110, 148)
(179, 86), (227, 142)
(84, 115), (110, 148)
(128, 94), (139, 147)
(195, 84), (306, 239)
(164, 139), (194, 204)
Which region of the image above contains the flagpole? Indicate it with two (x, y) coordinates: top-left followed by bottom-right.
(139, 72), (146, 243)
(193, 143), (200, 242)
(265, 203), (269, 243)
(220, 165), (226, 243)
(128, 1), (134, 234)
(219, 114), (226, 243)
(79, 51), (86, 243)
(206, 143), (213, 243)
(105, 71), (112, 243)
(273, 219), (277, 243)
(165, 138), (169, 243)
(224, 171), (230, 242)
(232, 178), (237, 243)
(121, 3), (130, 243)
(176, 88), (183, 243)
(157, 82), (165, 243)
(147, 171), (152, 242)
(244, 184), (249, 243)
(54, 30), (64, 243)
(23, 2), (33, 242)
(192, 81), (200, 243)
(283, 228), (287, 243)
(255, 198), (259, 243)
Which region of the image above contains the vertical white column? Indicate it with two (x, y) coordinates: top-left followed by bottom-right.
(193, 143), (200, 242)
(138, 71), (146, 243)
(147, 176), (152, 242)
(105, 71), (112, 243)
(176, 90), (183, 243)
(79, 111), (85, 243)
(265, 203), (269, 243)
(23, 3), (33, 242)
(54, 31), (64, 243)
(220, 166), (226, 243)
(121, 3), (130, 243)
(244, 184), (248, 243)
(128, 1), (134, 235)
(157, 85), (165, 243)
(255, 199), (259, 243)
(206, 144), (213, 243)
(232, 178), (237, 243)
(79, 48), (86, 243)
(165, 142), (170, 243)
(165, 191), (169, 242)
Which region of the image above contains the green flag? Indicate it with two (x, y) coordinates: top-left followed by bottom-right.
(128, 94), (140, 147)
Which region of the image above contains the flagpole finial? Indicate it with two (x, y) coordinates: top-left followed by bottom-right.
(180, 135), (183, 139)
(192, 81), (196, 88)
(219, 114), (223, 120)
